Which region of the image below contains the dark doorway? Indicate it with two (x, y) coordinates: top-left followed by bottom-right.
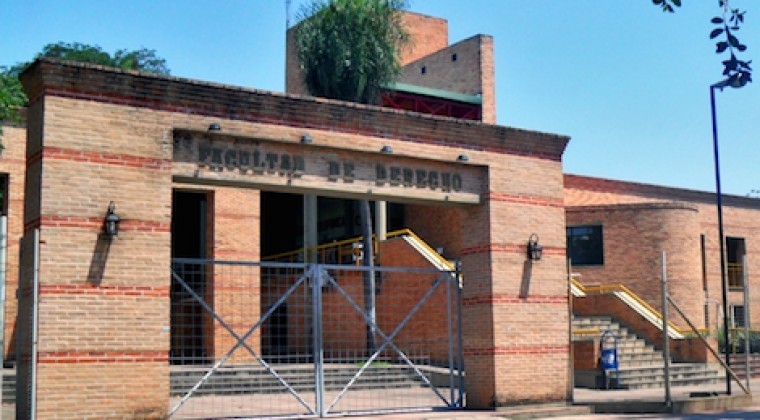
(265, 303), (288, 357)
(171, 190), (210, 364)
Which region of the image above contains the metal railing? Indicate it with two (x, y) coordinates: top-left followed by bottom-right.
(262, 229), (452, 268)
(168, 259), (464, 418)
(571, 278), (696, 338)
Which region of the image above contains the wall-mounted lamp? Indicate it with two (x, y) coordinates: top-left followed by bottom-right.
(527, 233), (542, 261)
(300, 134), (313, 144)
(208, 123), (222, 132)
(457, 154), (469, 162)
(104, 201), (121, 238)
(381, 145), (393, 154)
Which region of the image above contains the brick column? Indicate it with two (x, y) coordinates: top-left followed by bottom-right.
(461, 158), (569, 408)
(18, 82), (173, 417)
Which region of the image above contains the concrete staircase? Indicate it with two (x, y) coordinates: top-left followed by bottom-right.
(2, 368), (14, 404)
(573, 316), (724, 390)
(171, 363), (454, 396)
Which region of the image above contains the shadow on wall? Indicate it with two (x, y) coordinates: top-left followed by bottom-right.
(87, 233), (112, 286)
(520, 259), (532, 298)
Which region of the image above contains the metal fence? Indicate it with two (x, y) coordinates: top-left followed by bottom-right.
(169, 259), (464, 418)
(15, 229), (40, 420)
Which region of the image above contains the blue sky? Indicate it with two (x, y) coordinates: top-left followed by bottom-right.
(2, 0), (757, 196)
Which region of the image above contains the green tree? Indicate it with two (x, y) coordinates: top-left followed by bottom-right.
(655, 0), (752, 85)
(36, 42), (170, 75)
(294, 0), (409, 104)
(0, 42), (170, 145)
(294, 0), (409, 357)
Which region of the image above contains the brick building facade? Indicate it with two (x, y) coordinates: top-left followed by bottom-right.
(9, 57), (569, 417)
(566, 174), (760, 332)
(0, 9), (757, 419)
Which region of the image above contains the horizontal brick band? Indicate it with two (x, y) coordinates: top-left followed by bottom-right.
(38, 351), (168, 363)
(29, 146), (170, 171)
(486, 192), (564, 208)
(464, 344), (568, 356)
(461, 243), (565, 257)
(39, 284), (170, 297)
(25, 216), (170, 233)
(462, 293), (568, 306)
(27, 65), (566, 162)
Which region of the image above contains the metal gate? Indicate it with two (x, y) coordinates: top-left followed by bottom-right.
(169, 259), (464, 418)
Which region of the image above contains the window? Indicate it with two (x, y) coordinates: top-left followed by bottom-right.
(727, 237), (746, 289)
(731, 305), (746, 328)
(566, 225), (604, 266)
(0, 175), (7, 216)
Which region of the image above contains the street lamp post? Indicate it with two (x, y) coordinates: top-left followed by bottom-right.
(709, 72), (749, 396)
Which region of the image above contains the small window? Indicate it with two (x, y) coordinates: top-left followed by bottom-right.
(0, 175), (7, 216)
(451, 53), (458, 62)
(421, 66), (427, 75)
(731, 305), (746, 328)
(727, 237), (746, 289)
(567, 225), (603, 266)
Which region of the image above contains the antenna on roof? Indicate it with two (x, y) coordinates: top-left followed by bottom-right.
(286, 0), (292, 28)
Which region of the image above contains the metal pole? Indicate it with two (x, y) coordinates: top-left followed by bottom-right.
(567, 258), (575, 400)
(661, 251), (672, 407)
(455, 261), (465, 407)
(375, 201), (387, 242)
(743, 254), (751, 389)
(311, 266), (325, 417)
(303, 195), (318, 262)
(30, 229), (40, 420)
(0, 216), (6, 408)
(445, 272), (455, 406)
(711, 84), (732, 395)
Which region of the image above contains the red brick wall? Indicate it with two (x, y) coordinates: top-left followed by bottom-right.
(0, 125), (26, 359)
(398, 35), (496, 123)
(286, 11), (449, 97)
(212, 187), (261, 362)
(405, 204), (464, 259)
(17, 59), (570, 415)
(463, 154), (569, 408)
(398, 12), (449, 66)
(567, 202), (703, 327)
(566, 174), (760, 331)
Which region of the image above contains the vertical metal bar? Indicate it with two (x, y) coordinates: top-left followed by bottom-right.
(445, 272), (455, 407)
(0, 216), (6, 408)
(304, 195), (318, 262)
(455, 261), (465, 407)
(567, 258), (575, 400)
(742, 254), (750, 389)
(312, 266), (325, 417)
(661, 251), (671, 407)
(30, 229), (40, 420)
(711, 84), (731, 395)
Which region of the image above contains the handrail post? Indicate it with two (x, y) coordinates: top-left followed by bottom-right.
(661, 251), (672, 407)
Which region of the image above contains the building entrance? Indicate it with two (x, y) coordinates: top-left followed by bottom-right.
(170, 191), (210, 364)
(168, 260), (463, 418)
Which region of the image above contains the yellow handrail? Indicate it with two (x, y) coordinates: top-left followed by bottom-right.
(261, 228), (453, 269)
(572, 278), (711, 336)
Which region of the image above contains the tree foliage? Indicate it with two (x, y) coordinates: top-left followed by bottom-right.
(654, 0), (752, 86)
(0, 42), (170, 142)
(0, 68), (26, 127)
(294, 0), (409, 104)
(710, 1), (752, 86)
(35, 42), (170, 75)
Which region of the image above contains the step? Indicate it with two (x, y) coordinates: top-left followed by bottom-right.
(574, 314), (724, 390)
(170, 364), (445, 396)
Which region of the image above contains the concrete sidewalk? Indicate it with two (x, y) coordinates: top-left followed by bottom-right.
(4, 379), (760, 419)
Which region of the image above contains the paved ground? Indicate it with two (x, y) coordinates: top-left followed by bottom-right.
(5, 378), (760, 418)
